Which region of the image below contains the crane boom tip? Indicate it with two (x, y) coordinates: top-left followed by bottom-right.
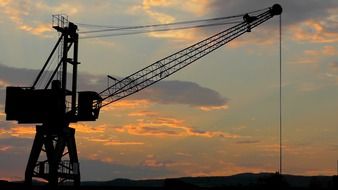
(271, 4), (283, 16)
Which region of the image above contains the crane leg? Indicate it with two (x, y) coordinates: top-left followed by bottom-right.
(24, 124), (80, 186)
(25, 125), (44, 186)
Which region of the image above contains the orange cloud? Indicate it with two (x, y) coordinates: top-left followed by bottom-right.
(290, 20), (338, 43)
(0, 111), (5, 117)
(290, 57), (320, 65)
(9, 126), (35, 137)
(115, 117), (239, 139)
(104, 140), (144, 146)
(128, 111), (158, 117)
(142, 0), (172, 9)
(304, 46), (338, 56)
(88, 138), (144, 146)
(148, 29), (199, 41)
(19, 23), (52, 36)
(70, 123), (106, 134)
(198, 104), (229, 111)
(0, 129), (5, 135)
(292, 45), (337, 65)
(128, 0), (209, 41)
(181, 0), (209, 16)
(0, 80), (9, 89)
(141, 154), (169, 168)
(142, 0), (208, 16)
(101, 99), (151, 111)
(0, 0), (80, 37)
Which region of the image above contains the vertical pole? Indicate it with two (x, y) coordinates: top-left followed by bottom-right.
(62, 31), (68, 99)
(71, 33), (78, 113)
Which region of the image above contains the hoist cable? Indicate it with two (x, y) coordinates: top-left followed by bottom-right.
(77, 7), (268, 30)
(79, 16), (242, 34)
(80, 21), (242, 39)
(279, 14), (283, 175)
(77, 7), (269, 35)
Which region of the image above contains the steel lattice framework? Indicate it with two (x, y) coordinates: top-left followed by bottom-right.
(99, 6), (279, 107)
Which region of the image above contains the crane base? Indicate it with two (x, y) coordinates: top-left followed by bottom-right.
(25, 125), (80, 186)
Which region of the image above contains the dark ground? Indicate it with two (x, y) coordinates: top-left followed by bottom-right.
(1, 173), (337, 190)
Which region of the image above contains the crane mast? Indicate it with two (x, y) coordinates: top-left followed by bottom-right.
(4, 4), (282, 187)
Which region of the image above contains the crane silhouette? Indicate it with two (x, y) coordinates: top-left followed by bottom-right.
(4, 4), (282, 186)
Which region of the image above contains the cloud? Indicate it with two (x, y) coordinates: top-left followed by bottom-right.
(0, 121), (35, 138)
(0, 0), (86, 37)
(0, 0), (52, 37)
(80, 159), (178, 180)
(198, 104), (228, 111)
(304, 46), (338, 57)
(115, 117), (239, 139)
(235, 140), (260, 144)
(102, 140), (144, 146)
(291, 46), (338, 65)
(101, 100), (151, 112)
(207, 0), (338, 46)
(128, 111), (158, 117)
(127, 0), (210, 41)
(136, 80), (228, 109)
(290, 20), (338, 43)
(140, 154), (175, 169)
(70, 123), (106, 134)
(0, 64), (228, 111)
(69, 124), (145, 146)
(8, 126), (35, 138)
(209, 0), (337, 26)
(0, 80), (9, 89)
(87, 138), (144, 146)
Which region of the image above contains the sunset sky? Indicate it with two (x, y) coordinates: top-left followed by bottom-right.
(0, 0), (337, 181)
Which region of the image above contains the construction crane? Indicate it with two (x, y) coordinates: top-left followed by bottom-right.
(4, 4), (282, 186)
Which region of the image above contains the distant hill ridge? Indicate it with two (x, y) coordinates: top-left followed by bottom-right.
(82, 172), (338, 189)
(1, 173), (337, 189)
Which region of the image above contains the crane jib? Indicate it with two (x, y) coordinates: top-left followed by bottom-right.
(99, 4), (282, 108)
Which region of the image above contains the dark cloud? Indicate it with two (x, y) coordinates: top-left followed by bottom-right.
(208, 0), (337, 26)
(198, 0), (337, 45)
(0, 64), (36, 86)
(80, 159), (177, 181)
(0, 137), (32, 147)
(136, 80), (227, 107)
(0, 64), (227, 108)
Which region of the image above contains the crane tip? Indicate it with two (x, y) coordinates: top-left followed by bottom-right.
(271, 4), (283, 16)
